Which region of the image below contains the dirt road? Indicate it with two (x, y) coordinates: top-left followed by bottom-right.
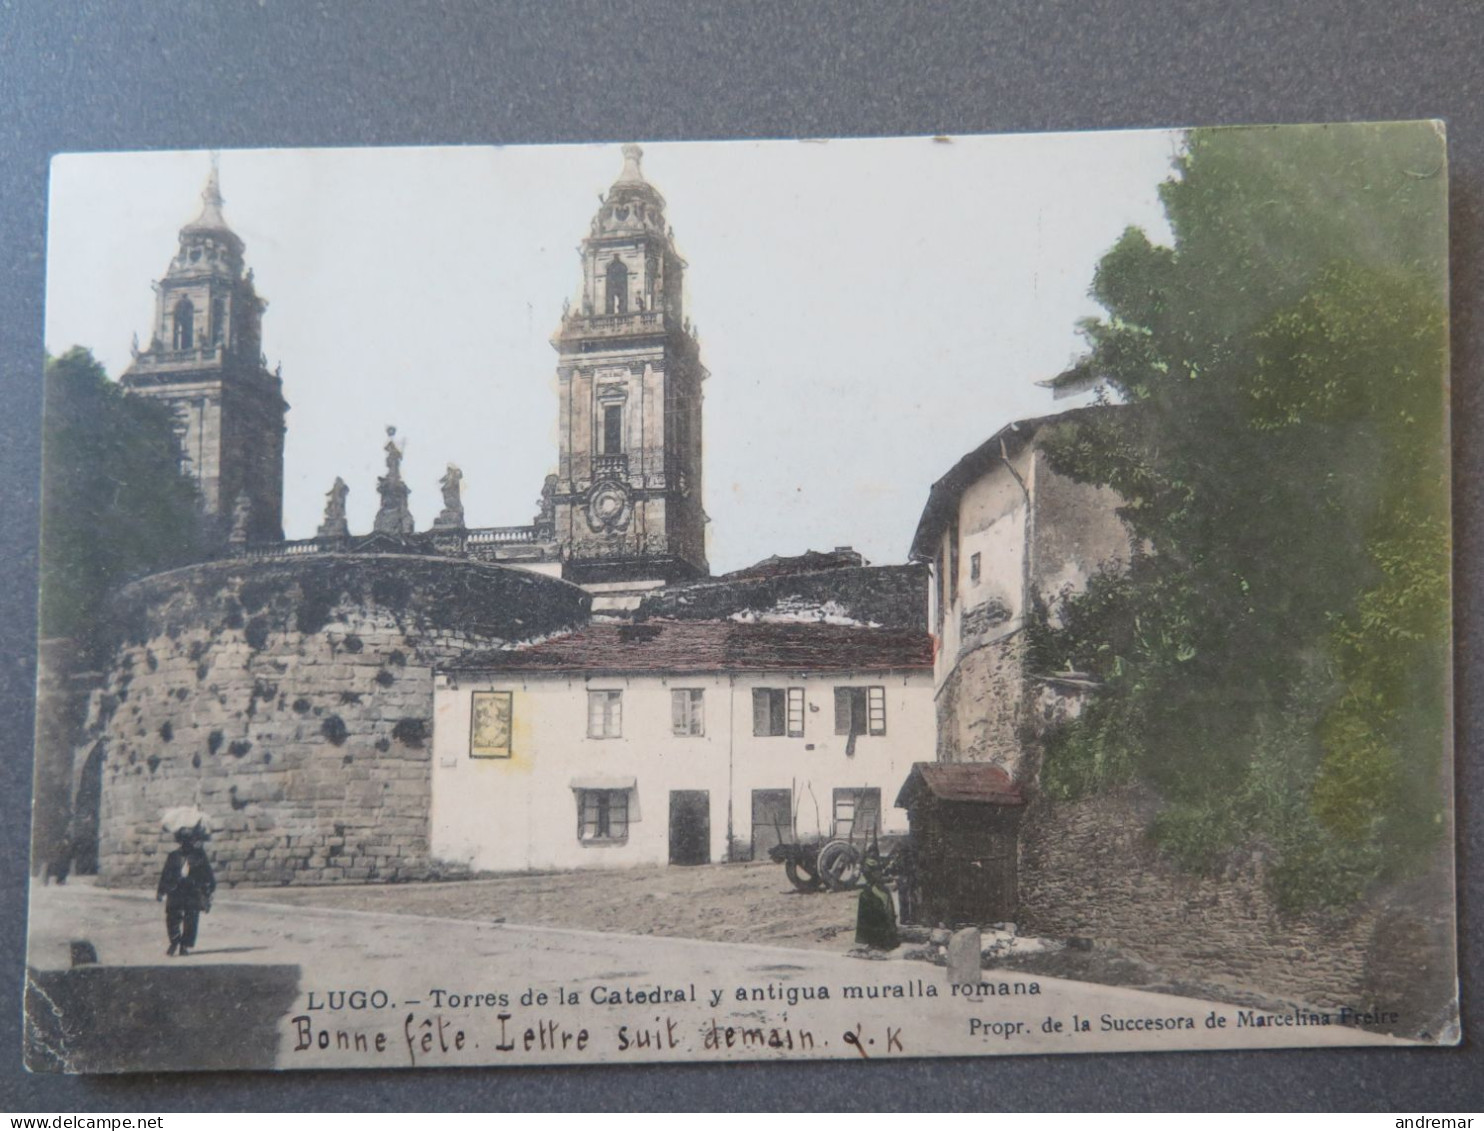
(230, 861), (864, 952)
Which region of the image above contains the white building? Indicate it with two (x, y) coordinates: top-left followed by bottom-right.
(430, 620), (934, 872)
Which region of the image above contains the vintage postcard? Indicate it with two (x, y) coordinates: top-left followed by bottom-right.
(26, 124), (1457, 1073)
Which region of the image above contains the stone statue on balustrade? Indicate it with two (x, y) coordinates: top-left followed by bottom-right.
(433, 464), (465, 530)
(317, 477), (350, 539)
(372, 429), (416, 536)
(534, 473), (558, 535)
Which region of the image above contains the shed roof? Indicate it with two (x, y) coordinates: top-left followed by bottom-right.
(894, 762), (1025, 808)
(442, 620), (933, 675)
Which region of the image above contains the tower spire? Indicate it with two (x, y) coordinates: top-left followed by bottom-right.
(186, 152), (231, 234)
(616, 143), (646, 185)
(122, 158), (283, 544)
(549, 143), (707, 584)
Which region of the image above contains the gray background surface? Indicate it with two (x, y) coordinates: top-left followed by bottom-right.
(0, 0), (1479, 1111)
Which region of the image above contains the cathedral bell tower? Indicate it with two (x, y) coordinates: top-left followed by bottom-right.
(121, 160), (287, 544)
(551, 144), (708, 583)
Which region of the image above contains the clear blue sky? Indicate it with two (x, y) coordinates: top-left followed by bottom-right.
(46, 132), (1176, 572)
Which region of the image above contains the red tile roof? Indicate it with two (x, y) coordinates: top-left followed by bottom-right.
(895, 762), (1025, 807)
(443, 620), (933, 674)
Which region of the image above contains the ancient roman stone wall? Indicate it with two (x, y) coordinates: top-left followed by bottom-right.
(1017, 785), (1457, 1037)
(934, 633), (1028, 772)
(87, 554), (588, 889)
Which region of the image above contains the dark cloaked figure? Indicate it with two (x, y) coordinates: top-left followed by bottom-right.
(156, 826), (215, 956)
(854, 848), (899, 950)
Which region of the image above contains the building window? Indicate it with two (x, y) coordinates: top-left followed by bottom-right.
(603, 404), (623, 454)
(753, 687), (804, 737)
(578, 789), (629, 843)
(970, 552), (982, 585)
(173, 297), (195, 350)
(587, 690), (622, 738)
(834, 686), (887, 736)
(672, 688), (704, 736)
(833, 788), (883, 839)
(211, 296), (227, 345)
(605, 256), (628, 314)
(470, 690), (513, 758)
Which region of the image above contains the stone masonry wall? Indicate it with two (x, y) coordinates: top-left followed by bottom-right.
(640, 564), (928, 630)
(89, 555), (588, 889)
(1017, 785), (1457, 1038)
(935, 632), (1028, 773)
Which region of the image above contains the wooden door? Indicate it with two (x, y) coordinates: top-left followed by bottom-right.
(668, 790), (710, 866)
(917, 806), (1019, 925)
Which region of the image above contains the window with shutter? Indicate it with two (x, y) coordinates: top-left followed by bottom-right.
(587, 690), (622, 738)
(832, 790), (855, 836)
(672, 688), (704, 736)
(752, 688), (774, 736)
(832, 788), (882, 838)
(834, 687), (854, 735)
(787, 688), (805, 737)
(835, 687), (885, 736)
(753, 688), (798, 737)
(578, 789), (629, 842)
(867, 686), (887, 736)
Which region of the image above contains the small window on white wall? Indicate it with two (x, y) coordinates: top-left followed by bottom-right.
(578, 789), (629, 842)
(970, 552), (982, 585)
(672, 688), (704, 735)
(588, 690), (622, 738)
(752, 687), (804, 737)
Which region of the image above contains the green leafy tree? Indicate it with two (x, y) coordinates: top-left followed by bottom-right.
(1033, 123), (1449, 908)
(39, 348), (204, 641)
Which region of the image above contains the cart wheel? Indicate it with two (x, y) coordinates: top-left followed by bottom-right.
(816, 840), (862, 890)
(785, 860), (823, 892)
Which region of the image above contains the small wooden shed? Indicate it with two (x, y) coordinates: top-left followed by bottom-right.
(894, 762), (1026, 927)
